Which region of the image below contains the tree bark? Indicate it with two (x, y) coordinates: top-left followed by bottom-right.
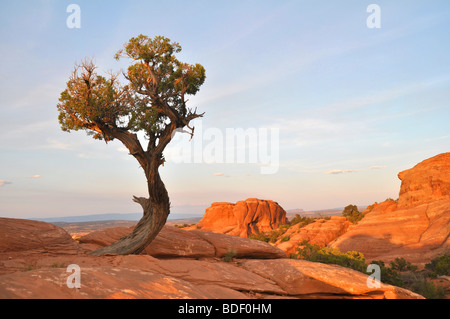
(90, 143), (170, 256)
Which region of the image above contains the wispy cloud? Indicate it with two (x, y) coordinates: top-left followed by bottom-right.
(370, 165), (386, 169)
(213, 173), (224, 176)
(0, 180), (12, 187)
(269, 117), (361, 147)
(30, 175), (41, 178)
(325, 169), (360, 175)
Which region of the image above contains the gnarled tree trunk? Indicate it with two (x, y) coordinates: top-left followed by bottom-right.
(90, 141), (171, 255)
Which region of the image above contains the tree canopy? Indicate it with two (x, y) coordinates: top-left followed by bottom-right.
(58, 34), (205, 161)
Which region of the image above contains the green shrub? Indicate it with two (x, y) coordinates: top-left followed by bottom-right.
(267, 229), (284, 243)
(411, 278), (446, 299)
(342, 204), (364, 224)
(174, 223), (194, 228)
(425, 254), (450, 277)
(289, 214), (315, 227)
(280, 235), (290, 242)
(248, 232), (269, 242)
(296, 242), (366, 273)
(389, 257), (418, 272)
(223, 249), (237, 262)
(370, 260), (404, 287)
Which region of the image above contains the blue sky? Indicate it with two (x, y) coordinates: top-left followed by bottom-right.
(0, 0), (449, 218)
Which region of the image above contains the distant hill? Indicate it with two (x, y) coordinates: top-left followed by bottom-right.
(286, 206), (368, 220)
(31, 212), (203, 223)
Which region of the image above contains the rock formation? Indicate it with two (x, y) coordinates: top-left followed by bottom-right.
(0, 217), (422, 299)
(330, 153), (450, 266)
(191, 198), (287, 237)
(0, 217), (80, 256)
(275, 216), (351, 255)
(78, 225), (286, 259)
(397, 152), (450, 208)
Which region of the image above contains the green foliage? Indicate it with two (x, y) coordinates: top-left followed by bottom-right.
(57, 62), (133, 141)
(389, 257), (418, 272)
(296, 242), (367, 273)
(289, 214), (315, 227)
(425, 254), (450, 277)
(280, 235), (290, 243)
(223, 249), (237, 262)
(370, 260), (404, 287)
(267, 229), (285, 243)
(411, 278), (446, 299)
(293, 243), (447, 299)
(248, 232), (269, 243)
(248, 224), (290, 243)
(174, 223), (194, 228)
(342, 204), (364, 224)
(57, 34), (206, 142)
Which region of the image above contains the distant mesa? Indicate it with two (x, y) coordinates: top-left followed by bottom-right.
(188, 198), (288, 238)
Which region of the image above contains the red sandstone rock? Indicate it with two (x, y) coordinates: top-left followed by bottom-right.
(79, 225), (286, 259)
(241, 259), (423, 299)
(0, 217), (80, 255)
(276, 216), (351, 255)
(398, 152), (450, 209)
(330, 153), (450, 266)
(193, 198), (287, 237)
(0, 253), (422, 299)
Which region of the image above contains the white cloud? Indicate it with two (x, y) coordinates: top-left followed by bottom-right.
(31, 175), (41, 178)
(269, 117), (356, 147)
(370, 165), (386, 169)
(42, 138), (73, 151)
(0, 180), (12, 187)
(325, 169), (360, 175)
(213, 173), (224, 176)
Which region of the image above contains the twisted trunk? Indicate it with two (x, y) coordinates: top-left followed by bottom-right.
(90, 138), (170, 255)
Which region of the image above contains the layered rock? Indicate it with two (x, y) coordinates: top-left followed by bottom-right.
(0, 217), (80, 255)
(275, 216), (351, 255)
(192, 198), (287, 237)
(0, 252), (422, 299)
(0, 217), (423, 299)
(330, 153), (450, 266)
(397, 152), (450, 209)
(79, 225), (286, 259)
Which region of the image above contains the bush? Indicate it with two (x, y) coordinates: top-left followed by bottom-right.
(289, 214), (315, 227)
(425, 254), (450, 277)
(294, 245), (446, 298)
(370, 260), (404, 287)
(411, 278), (446, 299)
(174, 223), (194, 228)
(390, 257), (418, 272)
(342, 204), (364, 224)
(223, 249), (237, 262)
(267, 229), (285, 243)
(248, 232), (269, 242)
(296, 242), (366, 273)
(280, 235), (290, 242)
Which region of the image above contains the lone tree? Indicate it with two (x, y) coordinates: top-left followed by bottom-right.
(342, 204), (363, 224)
(57, 35), (206, 255)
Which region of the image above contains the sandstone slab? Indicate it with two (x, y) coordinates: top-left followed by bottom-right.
(0, 217), (80, 255)
(79, 225), (286, 259)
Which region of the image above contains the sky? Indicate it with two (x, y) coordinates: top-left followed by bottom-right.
(0, 0), (449, 219)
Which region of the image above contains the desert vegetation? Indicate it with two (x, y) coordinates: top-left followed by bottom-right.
(292, 242), (448, 299)
(248, 214), (323, 243)
(342, 204), (364, 224)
